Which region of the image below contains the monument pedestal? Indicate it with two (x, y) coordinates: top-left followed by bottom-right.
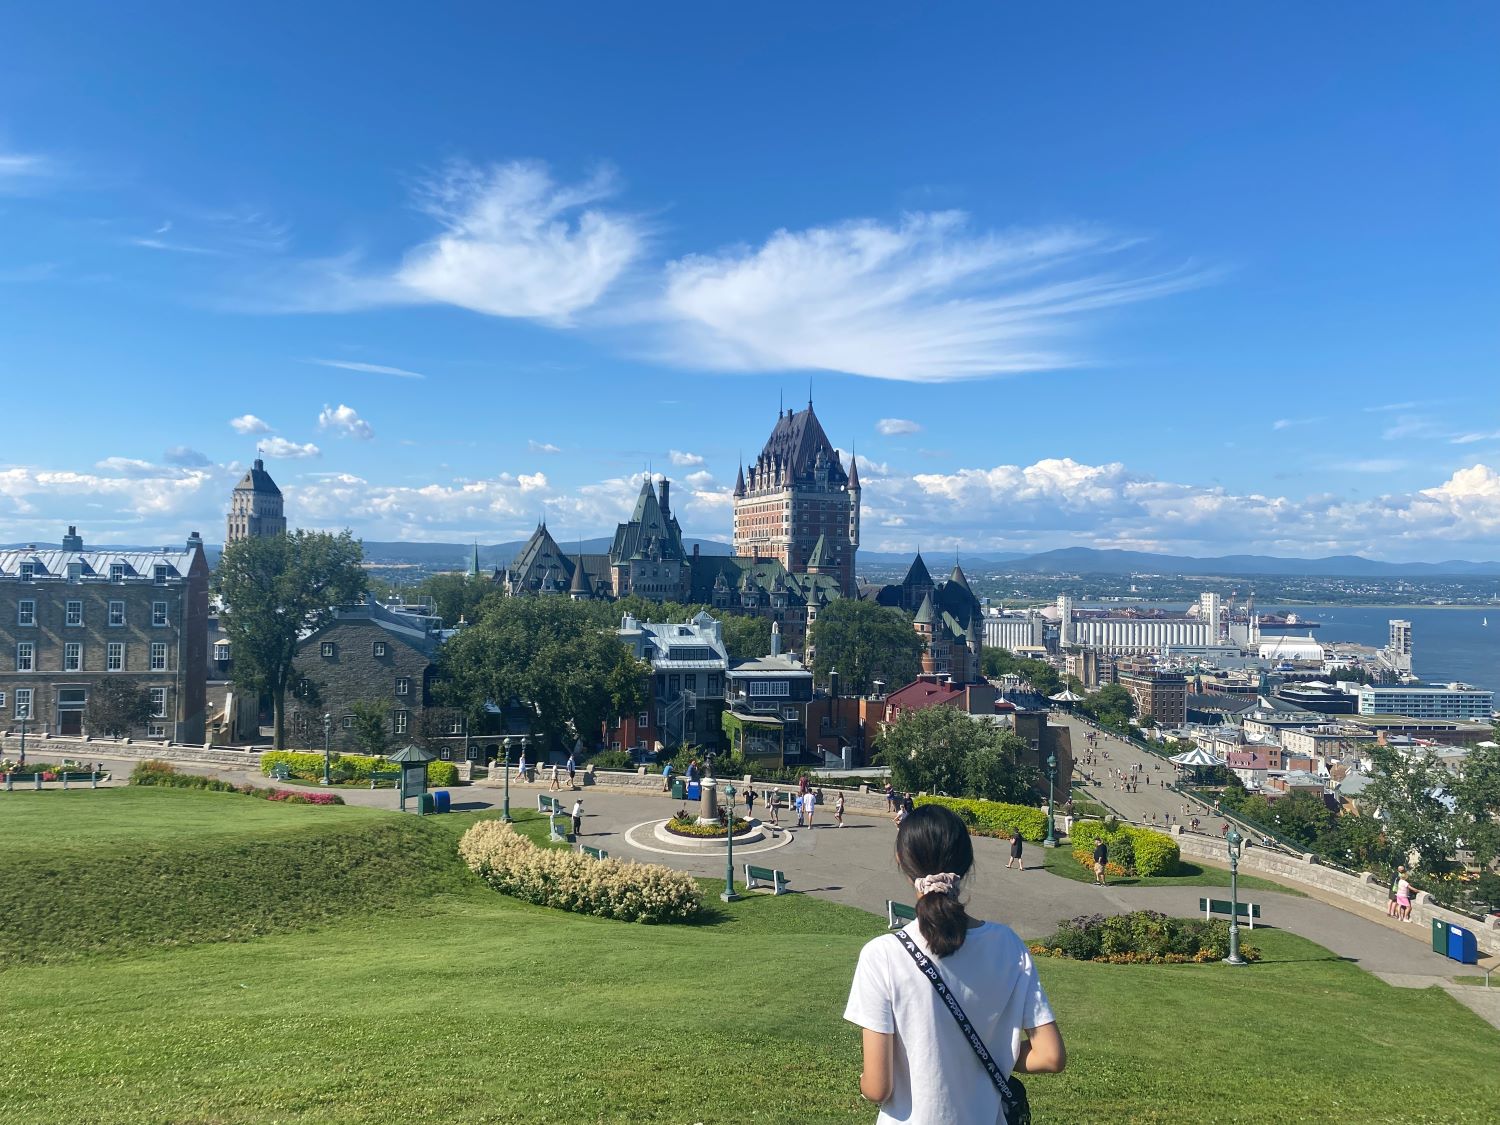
(696, 778), (720, 826)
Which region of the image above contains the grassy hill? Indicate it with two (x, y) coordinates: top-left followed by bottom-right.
(2, 788), (1497, 1123)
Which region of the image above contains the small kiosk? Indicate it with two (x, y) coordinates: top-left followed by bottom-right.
(390, 744), (436, 813)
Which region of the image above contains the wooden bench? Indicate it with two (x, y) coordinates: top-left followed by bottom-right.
(269, 763), (291, 781)
(1200, 897), (1262, 929)
(744, 864), (789, 895)
(369, 770), (401, 790)
(887, 900), (917, 928)
(581, 845), (608, 861)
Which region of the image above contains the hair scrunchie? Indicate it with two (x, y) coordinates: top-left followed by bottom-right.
(913, 872), (960, 898)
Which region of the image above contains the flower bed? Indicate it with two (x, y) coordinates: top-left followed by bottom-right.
(130, 761), (345, 805)
(665, 814), (751, 838)
(459, 820), (700, 924)
(1031, 910), (1260, 964)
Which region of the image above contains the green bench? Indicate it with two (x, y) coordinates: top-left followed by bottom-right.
(887, 900), (917, 928)
(1200, 897), (1262, 929)
(581, 845), (608, 860)
(59, 771), (103, 789)
(369, 770), (401, 789)
(744, 864), (789, 895)
(269, 763), (291, 781)
(538, 795), (564, 815)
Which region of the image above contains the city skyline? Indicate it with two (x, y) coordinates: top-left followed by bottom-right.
(2, 5), (1498, 559)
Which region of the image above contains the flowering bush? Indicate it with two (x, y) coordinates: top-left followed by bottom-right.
(1068, 820), (1180, 876)
(665, 814), (750, 837)
(915, 797), (1048, 841)
(129, 761), (344, 804)
(459, 819), (700, 924)
(1033, 910), (1260, 963)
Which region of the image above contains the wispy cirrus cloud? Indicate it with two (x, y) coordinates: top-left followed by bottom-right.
(0, 149), (53, 192)
(1272, 417), (1319, 431)
(877, 418), (922, 436)
(528, 440), (563, 454)
(1451, 430), (1500, 445)
(308, 358), (426, 379)
(266, 160), (644, 323)
(656, 212), (1213, 382)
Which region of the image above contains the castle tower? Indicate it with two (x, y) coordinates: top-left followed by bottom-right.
(227, 457), (287, 544)
(733, 400), (860, 595)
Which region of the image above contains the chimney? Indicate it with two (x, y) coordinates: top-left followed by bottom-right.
(186, 530), (203, 553)
(771, 620), (782, 657)
(692, 543), (700, 559)
(659, 479), (670, 520)
(61, 525), (83, 552)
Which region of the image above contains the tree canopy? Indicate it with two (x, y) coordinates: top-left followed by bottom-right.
(409, 572), (496, 628)
(435, 596), (650, 755)
(980, 647), (1061, 696)
(84, 679), (155, 737)
(810, 598), (923, 694)
(880, 705), (1039, 802)
(213, 530), (367, 749)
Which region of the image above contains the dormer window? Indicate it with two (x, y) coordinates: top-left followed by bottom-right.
(154, 565), (170, 583)
(110, 563), (126, 582)
(19, 562), (35, 582)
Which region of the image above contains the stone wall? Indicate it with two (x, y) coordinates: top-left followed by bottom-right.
(1, 732), (262, 769)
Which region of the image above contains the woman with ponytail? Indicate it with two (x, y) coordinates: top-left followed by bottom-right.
(844, 804), (1065, 1123)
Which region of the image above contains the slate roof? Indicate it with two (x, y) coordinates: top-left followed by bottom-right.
(807, 534), (831, 569)
(611, 479), (686, 562)
(748, 404), (848, 490)
(0, 539), (202, 581)
(233, 458), (282, 495)
(502, 523), (609, 594)
(901, 553), (933, 589)
(687, 555), (842, 607)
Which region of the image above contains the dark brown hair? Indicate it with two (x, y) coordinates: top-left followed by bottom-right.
(896, 804), (975, 956)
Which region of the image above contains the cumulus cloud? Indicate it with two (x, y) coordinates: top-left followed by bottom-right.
(318, 403), (374, 440)
(528, 440), (563, 454)
(866, 457), (1500, 558)
(260, 437), (320, 459)
(273, 160), (644, 323)
(163, 446), (212, 468)
(309, 358), (426, 379)
(669, 449), (705, 467)
(658, 213), (1209, 381)
(876, 418), (922, 436)
(229, 414), (272, 435)
(287, 471), (550, 538)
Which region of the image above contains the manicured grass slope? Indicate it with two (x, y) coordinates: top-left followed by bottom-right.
(2, 790), (1496, 1123)
(1043, 845), (1303, 894)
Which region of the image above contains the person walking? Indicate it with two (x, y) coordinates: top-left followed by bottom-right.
(516, 750), (528, 783)
(796, 790), (806, 828)
(884, 782), (897, 812)
(1092, 837), (1109, 886)
(571, 798), (584, 839)
(844, 804), (1066, 1122)
(566, 753), (577, 790)
(744, 787), (757, 820)
(769, 789), (781, 827)
(835, 791), (846, 828)
(550, 762), (561, 791)
(1006, 828), (1025, 872)
(804, 789), (817, 828)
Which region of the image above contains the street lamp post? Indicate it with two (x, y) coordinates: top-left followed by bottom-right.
(502, 736), (514, 823)
(17, 703), (29, 768)
(321, 713), (332, 786)
(721, 783), (740, 903)
(1044, 751), (1058, 847)
(1224, 826), (1246, 966)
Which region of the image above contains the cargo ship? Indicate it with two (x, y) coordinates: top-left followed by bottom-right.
(1257, 612), (1320, 631)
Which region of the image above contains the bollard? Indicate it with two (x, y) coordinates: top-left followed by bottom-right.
(91, 770), (99, 789)
(62, 772), (69, 790)
(34, 773), (42, 791)
(4, 772), (10, 792)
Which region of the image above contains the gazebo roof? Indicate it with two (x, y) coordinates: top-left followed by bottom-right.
(389, 744), (437, 764)
(1169, 747), (1226, 768)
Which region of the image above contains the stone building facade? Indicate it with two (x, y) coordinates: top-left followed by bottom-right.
(226, 458), (287, 544)
(285, 599), (458, 754)
(733, 402), (860, 596)
(0, 526), (209, 741)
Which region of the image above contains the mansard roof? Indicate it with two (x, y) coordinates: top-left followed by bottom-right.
(233, 458), (282, 495)
(753, 404), (847, 487)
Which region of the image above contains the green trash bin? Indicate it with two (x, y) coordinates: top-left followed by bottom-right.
(1432, 918), (1448, 955)
(671, 778), (685, 800)
(417, 792), (435, 816)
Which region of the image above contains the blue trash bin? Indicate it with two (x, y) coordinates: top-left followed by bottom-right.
(433, 790), (451, 814)
(1447, 925), (1478, 965)
(686, 782), (701, 801)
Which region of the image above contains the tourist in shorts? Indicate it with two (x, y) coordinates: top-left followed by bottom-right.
(1092, 838), (1109, 886)
(804, 790), (817, 828)
(835, 791), (845, 828)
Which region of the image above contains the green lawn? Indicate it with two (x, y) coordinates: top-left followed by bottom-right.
(1, 788), (1496, 1123)
(1043, 843), (1303, 894)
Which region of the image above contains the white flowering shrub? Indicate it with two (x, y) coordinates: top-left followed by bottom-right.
(458, 820), (701, 924)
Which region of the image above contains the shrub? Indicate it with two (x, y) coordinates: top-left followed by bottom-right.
(260, 751), (459, 787)
(459, 820), (700, 924)
(665, 814), (751, 837)
(914, 797), (1048, 841)
(1034, 910), (1260, 964)
(425, 760), (459, 787)
(132, 761), (343, 804)
(591, 750), (636, 771)
(1068, 819), (1179, 877)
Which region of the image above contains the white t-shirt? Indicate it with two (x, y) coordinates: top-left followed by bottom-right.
(844, 920), (1054, 1125)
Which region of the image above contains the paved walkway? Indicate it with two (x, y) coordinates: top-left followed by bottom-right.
(20, 749), (1497, 1027)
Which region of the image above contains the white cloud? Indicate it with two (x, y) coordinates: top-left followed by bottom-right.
(260, 437), (320, 459)
(276, 160), (644, 323)
(876, 418), (922, 436)
(669, 449), (705, 467)
(229, 414), (272, 435)
(528, 440), (563, 454)
(1450, 430), (1500, 445)
(309, 358), (426, 380)
(287, 471), (550, 537)
(0, 150), (52, 191)
(163, 446), (212, 468)
(318, 403), (374, 440)
(658, 212), (1210, 381)
(1272, 417), (1318, 431)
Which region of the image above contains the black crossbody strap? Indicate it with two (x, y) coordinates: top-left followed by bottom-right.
(890, 930), (1017, 1115)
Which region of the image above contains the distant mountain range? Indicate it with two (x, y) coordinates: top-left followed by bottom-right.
(8, 539), (1498, 578)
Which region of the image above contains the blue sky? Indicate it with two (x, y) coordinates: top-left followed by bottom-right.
(2, 3), (1498, 560)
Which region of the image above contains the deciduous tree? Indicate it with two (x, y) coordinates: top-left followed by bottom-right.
(213, 530), (367, 750)
(882, 706), (1039, 802)
(84, 679), (155, 737)
(810, 598), (923, 694)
